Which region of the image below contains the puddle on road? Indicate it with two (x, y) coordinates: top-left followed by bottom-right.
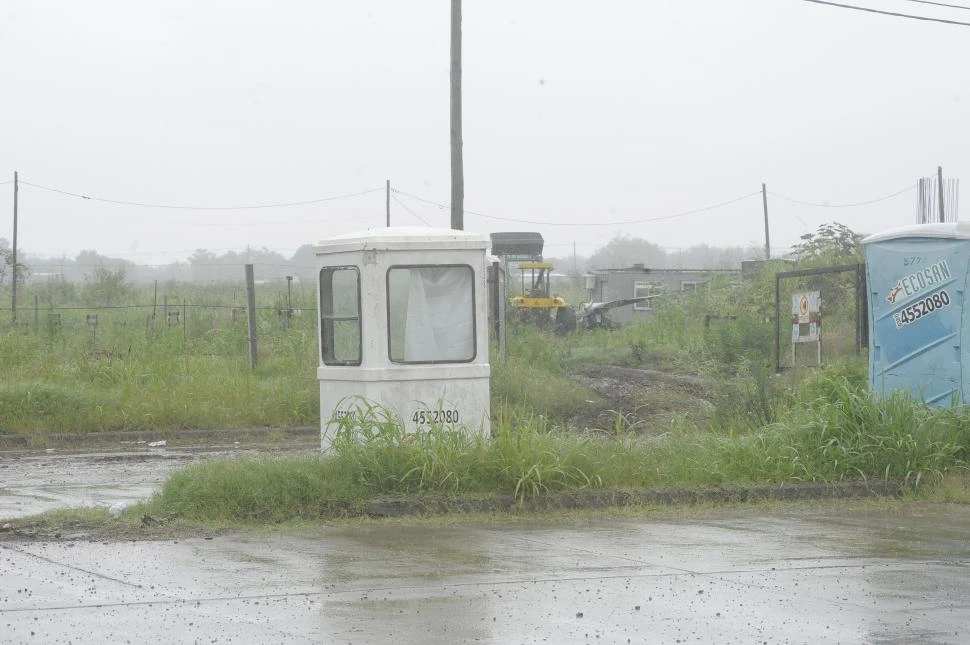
(0, 445), (315, 520)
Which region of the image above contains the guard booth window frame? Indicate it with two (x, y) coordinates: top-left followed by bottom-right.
(386, 264), (477, 364)
(319, 266), (362, 366)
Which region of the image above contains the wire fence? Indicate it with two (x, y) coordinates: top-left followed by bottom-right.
(0, 278), (317, 363)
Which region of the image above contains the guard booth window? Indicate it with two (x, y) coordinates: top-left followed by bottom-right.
(387, 265), (475, 363)
(319, 267), (361, 365)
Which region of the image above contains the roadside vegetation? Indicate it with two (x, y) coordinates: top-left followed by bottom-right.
(145, 380), (970, 523)
(2, 224), (969, 526)
(0, 276), (319, 434)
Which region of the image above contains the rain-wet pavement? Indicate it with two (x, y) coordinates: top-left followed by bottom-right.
(0, 441), (313, 519)
(2, 447), (970, 644)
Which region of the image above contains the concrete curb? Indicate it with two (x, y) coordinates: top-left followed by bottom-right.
(0, 426), (319, 449)
(364, 480), (902, 517)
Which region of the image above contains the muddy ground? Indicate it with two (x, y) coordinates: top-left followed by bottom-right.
(567, 364), (716, 434)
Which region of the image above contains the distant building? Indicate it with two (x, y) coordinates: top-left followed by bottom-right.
(584, 264), (740, 327)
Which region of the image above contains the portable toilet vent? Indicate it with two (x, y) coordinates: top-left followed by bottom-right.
(863, 222), (970, 405)
(315, 227), (491, 448)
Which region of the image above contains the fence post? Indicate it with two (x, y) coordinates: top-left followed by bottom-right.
(285, 275), (293, 329)
(774, 272), (781, 373)
(857, 262), (868, 354)
(245, 264), (258, 369)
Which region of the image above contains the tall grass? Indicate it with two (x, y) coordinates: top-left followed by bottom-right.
(150, 455), (361, 522)
(765, 379), (969, 485)
(489, 350), (593, 425)
(327, 401), (600, 499)
(0, 282), (595, 434)
(0, 299), (319, 434)
(149, 378), (970, 522)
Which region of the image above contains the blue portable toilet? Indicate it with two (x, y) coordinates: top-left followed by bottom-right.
(863, 222), (970, 405)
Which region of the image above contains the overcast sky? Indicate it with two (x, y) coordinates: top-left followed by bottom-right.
(1, 0), (968, 265)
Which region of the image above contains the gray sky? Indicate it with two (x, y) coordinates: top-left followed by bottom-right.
(2, 0), (969, 265)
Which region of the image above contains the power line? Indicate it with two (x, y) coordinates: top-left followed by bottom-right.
(900, 0), (970, 10)
(28, 262), (311, 270)
(0, 303), (289, 312)
(391, 188), (761, 227)
(20, 245), (313, 262)
(768, 183), (916, 207)
(18, 180), (384, 210)
(800, 0), (970, 26)
(389, 194), (433, 226)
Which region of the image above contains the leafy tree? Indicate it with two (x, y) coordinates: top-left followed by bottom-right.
(188, 246), (293, 282)
(552, 236), (762, 274)
(83, 264), (132, 306)
(790, 222), (862, 265)
(288, 244), (319, 283)
(32, 273), (77, 305)
(0, 237), (29, 288)
(584, 234), (667, 270)
(667, 244), (763, 270)
(788, 222), (863, 322)
(188, 249), (217, 265)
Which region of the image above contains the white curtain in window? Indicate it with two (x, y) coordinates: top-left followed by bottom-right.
(404, 267), (474, 361)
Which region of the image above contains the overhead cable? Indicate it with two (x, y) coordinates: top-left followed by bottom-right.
(0, 303), (286, 312)
(18, 180), (383, 210)
(900, 0), (970, 10)
(801, 0), (970, 26)
(768, 184), (916, 208)
(391, 188), (761, 227)
(390, 194), (433, 226)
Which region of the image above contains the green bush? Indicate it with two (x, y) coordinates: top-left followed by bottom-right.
(702, 313), (774, 366)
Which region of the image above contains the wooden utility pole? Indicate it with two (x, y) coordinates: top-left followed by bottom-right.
(938, 166), (945, 223)
(11, 171), (18, 324)
(762, 182), (770, 260)
(386, 179), (391, 227)
(245, 264), (258, 369)
(450, 0), (464, 230)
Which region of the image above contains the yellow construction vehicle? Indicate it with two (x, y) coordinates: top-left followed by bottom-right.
(489, 232), (577, 333)
(509, 260), (576, 333)
(510, 261), (565, 309)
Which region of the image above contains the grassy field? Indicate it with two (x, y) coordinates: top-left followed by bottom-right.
(3, 270), (969, 525)
(0, 278), (319, 434)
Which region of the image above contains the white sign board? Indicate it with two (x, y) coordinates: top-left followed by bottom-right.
(791, 291), (821, 343)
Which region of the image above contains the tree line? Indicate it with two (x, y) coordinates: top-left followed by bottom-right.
(1, 223), (863, 288)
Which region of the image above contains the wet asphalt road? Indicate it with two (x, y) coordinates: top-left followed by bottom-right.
(1, 448), (970, 644)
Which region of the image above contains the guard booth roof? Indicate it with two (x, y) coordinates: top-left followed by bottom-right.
(490, 232), (544, 259)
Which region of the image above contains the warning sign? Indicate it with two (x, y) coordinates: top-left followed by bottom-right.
(791, 291), (821, 343)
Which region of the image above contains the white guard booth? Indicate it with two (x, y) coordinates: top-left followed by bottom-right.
(315, 227), (491, 449)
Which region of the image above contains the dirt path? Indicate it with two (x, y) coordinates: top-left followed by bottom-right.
(567, 364), (716, 434)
